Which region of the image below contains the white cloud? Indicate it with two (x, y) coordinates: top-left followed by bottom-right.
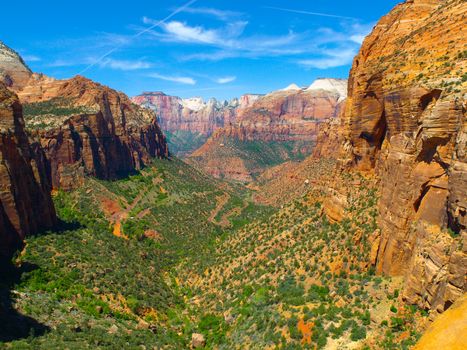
(298, 48), (357, 69)
(163, 21), (220, 44)
(47, 57), (152, 71)
(263, 6), (358, 20)
(180, 7), (243, 21)
(144, 18), (248, 47)
(149, 73), (196, 85)
(349, 34), (366, 44)
(22, 54), (41, 62)
(99, 58), (152, 70)
(216, 76), (236, 84)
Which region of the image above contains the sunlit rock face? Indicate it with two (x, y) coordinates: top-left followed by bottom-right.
(335, 0), (466, 313)
(0, 40), (32, 90)
(185, 80), (346, 181)
(17, 75), (169, 190)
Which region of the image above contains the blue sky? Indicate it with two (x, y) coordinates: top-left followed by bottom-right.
(1, 0), (400, 100)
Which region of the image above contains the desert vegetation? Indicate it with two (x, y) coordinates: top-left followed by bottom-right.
(1, 159), (429, 349)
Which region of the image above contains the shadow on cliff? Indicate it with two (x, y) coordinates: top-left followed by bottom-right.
(0, 261), (50, 342)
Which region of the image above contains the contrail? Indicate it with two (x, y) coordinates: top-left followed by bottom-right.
(263, 6), (357, 20)
(79, 0), (198, 74)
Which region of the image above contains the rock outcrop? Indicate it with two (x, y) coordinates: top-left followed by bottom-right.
(230, 79), (347, 142)
(17, 75), (169, 190)
(0, 83), (56, 261)
(131, 92), (261, 156)
(327, 0), (466, 313)
(0, 41), (32, 90)
(413, 293), (467, 349)
(132, 92), (261, 137)
(187, 79), (347, 181)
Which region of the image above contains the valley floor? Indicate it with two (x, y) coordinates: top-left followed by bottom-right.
(0, 158), (429, 349)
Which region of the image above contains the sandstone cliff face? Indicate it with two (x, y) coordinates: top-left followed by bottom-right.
(132, 92), (260, 137)
(413, 293), (467, 350)
(228, 80), (346, 142)
(188, 80), (347, 181)
(336, 0), (466, 313)
(0, 41), (32, 90)
(18, 75), (168, 189)
(0, 83), (56, 261)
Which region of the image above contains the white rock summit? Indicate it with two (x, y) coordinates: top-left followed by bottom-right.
(282, 83), (302, 92)
(306, 78), (348, 101)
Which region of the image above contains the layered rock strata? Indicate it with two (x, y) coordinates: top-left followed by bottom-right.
(132, 92), (261, 137)
(0, 41), (32, 90)
(328, 0), (466, 313)
(18, 75), (169, 190)
(0, 83), (56, 261)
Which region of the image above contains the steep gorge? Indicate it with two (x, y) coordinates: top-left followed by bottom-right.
(188, 80), (347, 181)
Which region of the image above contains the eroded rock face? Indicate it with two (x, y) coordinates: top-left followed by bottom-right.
(18, 75), (168, 190)
(187, 81), (347, 181)
(132, 92), (259, 137)
(0, 83), (56, 261)
(0, 41), (32, 90)
(338, 0), (466, 312)
(413, 293), (467, 350)
(231, 81), (346, 142)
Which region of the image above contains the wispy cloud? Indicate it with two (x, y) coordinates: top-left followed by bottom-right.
(180, 7), (243, 21)
(263, 6), (358, 20)
(143, 17), (301, 61)
(143, 18), (248, 46)
(149, 73), (196, 85)
(22, 54), (41, 62)
(216, 76), (236, 84)
(99, 58), (152, 70)
(298, 48), (357, 69)
(79, 0), (199, 74)
(46, 57), (152, 71)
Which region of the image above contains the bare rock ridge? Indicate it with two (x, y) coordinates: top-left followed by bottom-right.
(0, 83), (56, 261)
(0, 40), (32, 90)
(17, 74), (169, 189)
(132, 91), (261, 138)
(0, 41), (169, 190)
(132, 79), (347, 159)
(321, 0), (466, 314)
(223, 79), (347, 142)
(185, 79), (347, 181)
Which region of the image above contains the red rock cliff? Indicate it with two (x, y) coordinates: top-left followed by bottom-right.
(17, 75), (169, 190)
(218, 80), (346, 143)
(0, 83), (56, 261)
(336, 0), (466, 313)
(131, 92), (259, 137)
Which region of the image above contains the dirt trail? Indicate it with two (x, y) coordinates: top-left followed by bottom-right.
(208, 193), (230, 226)
(113, 192), (147, 238)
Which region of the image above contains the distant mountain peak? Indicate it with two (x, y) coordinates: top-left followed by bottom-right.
(306, 78), (348, 100)
(282, 83), (302, 92)
(0, 40), (32, 89)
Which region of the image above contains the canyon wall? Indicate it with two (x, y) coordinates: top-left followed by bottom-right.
(0, 83), (56, 261)
(326, 0), (466, 313)
(132, 92), (260, 137)
(0, 41), (32, 90)
(187, 80), (347, 181)
(17, 75), (168, 190)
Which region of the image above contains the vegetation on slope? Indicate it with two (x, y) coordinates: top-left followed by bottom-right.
(178, 171), (428, 349)
(189, 136), (314, 182)
(1, 158), (429, 349)
(0, 158), (272, 349)
(164, 130), (208, 157)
